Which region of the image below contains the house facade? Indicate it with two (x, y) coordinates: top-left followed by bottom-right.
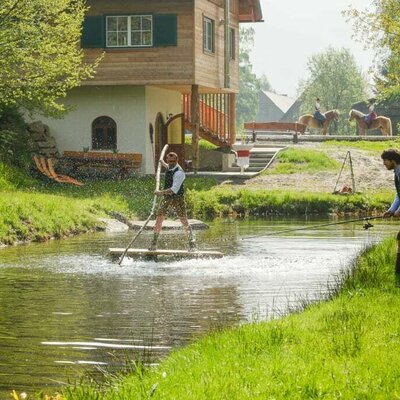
(35, 0), (262, 174)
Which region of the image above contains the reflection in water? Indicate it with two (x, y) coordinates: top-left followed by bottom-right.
(0, 218), (396, 396)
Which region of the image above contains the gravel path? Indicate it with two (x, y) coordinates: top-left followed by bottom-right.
(239, 145), (395, 194)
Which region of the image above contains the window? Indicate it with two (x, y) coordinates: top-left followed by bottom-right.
(92, 116), (117, 150)
(106, 15), (152, 47)
(229, 28), (235, 60)
(203, 17), (214, 53)
(82, 14), (177, 48)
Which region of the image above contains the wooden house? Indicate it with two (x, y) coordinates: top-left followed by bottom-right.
(35, 0), (263, 175)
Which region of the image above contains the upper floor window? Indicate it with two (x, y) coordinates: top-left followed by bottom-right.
(92, 116), (117, 150)
(229, 28), (235, 60)
(106, 15), (153, 47)
(203, 17), (214, 53)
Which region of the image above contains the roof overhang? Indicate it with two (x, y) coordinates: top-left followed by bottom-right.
(239, 0), (263, 23)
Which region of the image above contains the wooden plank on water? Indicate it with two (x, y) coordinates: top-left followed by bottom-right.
(109, 248), (224, 259)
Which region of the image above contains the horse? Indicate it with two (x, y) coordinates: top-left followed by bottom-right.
(348, 109), (392, 136)
(298, 109), (339, 135)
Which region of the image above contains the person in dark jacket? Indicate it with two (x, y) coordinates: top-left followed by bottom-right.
(382, 148), (400, 279)
(149, 152), (196, 251)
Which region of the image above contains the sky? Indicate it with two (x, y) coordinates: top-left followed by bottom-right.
(247, 0), (375, 99)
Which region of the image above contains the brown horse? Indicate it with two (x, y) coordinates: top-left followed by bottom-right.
(298, 109), (339, 135)
(348, 109), (392, 136)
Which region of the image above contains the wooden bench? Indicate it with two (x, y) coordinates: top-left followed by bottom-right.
(244, 122), (307, 142)
(62, 151), (142, 178)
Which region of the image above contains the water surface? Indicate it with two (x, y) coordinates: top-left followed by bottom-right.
(0, 217), (396, 396)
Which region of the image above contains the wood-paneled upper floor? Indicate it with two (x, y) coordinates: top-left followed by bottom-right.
(81, 0), (262, 92)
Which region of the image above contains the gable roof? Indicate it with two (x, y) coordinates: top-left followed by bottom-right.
(239, 0), (263, 22)
(261, 91), (296, 113)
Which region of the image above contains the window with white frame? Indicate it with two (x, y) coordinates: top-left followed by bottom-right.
(203, 17), (214, 53)
(106, 15), (153, 47)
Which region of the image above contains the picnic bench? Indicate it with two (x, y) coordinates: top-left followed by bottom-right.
(62, 151), (142, 178)
(244, 122), (307, 142)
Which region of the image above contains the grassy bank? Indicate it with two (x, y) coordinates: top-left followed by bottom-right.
(0, 155), (394, 244)
(0, 162), (218, 245)
(43, 237), (400, 399)
(187, 187), (392, 218)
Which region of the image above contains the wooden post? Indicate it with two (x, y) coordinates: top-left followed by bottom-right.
(191, 84), (200, 174)
(229, 93), (236, 144)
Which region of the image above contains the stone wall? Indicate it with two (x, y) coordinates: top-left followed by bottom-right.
(27, 121), (59, 157)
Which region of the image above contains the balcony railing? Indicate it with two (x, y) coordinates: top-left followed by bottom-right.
(182, 93), (232, 145)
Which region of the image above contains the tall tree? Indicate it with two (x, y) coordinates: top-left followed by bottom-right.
(237, 27), (263, 129)
(298, 47), (368, 134)
(344, 0), (400, 99)
(0, 0), (100, 117)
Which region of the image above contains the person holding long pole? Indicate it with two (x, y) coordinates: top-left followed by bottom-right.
(381, 148), (400, 277)
(149, 151), (196, 251)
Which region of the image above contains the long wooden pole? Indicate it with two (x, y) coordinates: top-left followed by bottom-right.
(118, 144), (169, 265)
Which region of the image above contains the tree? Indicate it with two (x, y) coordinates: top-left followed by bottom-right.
(237, 27), (263, 129)
(298, 47), (368, 134)
(344, 0), (400, 99)
(259, 73), (273, 92)
(0, 0), (100, 117)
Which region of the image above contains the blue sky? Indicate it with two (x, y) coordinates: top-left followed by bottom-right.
(248, 0), (375, 98)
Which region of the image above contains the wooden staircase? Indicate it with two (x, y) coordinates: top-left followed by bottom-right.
(184, 120), (230, 147)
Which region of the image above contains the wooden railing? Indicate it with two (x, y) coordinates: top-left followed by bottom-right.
(183, 93), (232, 145)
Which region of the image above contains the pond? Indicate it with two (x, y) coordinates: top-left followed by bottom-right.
(0, 217), (396, 397)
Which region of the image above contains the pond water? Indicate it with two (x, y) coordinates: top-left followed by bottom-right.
(0, 217), (397, 397)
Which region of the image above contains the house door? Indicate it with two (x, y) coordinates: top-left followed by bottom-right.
(164, 113), (185, 167)
(154, 113), (185, 170)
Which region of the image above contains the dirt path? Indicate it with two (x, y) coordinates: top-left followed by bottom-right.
(240, 145), (394, 194)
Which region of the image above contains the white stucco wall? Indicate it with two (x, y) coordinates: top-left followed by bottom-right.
(31, 85), (182, 174)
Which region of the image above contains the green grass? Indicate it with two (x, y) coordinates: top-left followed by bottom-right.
(0, 162), (37, 190)
(185, 136), (219, 150)
(50, 238), (400, 400)
(264, 147), (340, 175)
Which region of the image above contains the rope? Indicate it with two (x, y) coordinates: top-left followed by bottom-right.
(118, 144), (169, 264)
(242, 215), (384, 240)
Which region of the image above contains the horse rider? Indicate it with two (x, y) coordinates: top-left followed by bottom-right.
(363, 99), (377, 127)
(314, 98), (327, 126)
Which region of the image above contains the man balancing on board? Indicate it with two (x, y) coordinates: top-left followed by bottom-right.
(148, 151), (196, 251)
(382, 148), (400, 278)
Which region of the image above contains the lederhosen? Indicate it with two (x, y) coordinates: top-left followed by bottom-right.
(157, 166), (187, 217)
